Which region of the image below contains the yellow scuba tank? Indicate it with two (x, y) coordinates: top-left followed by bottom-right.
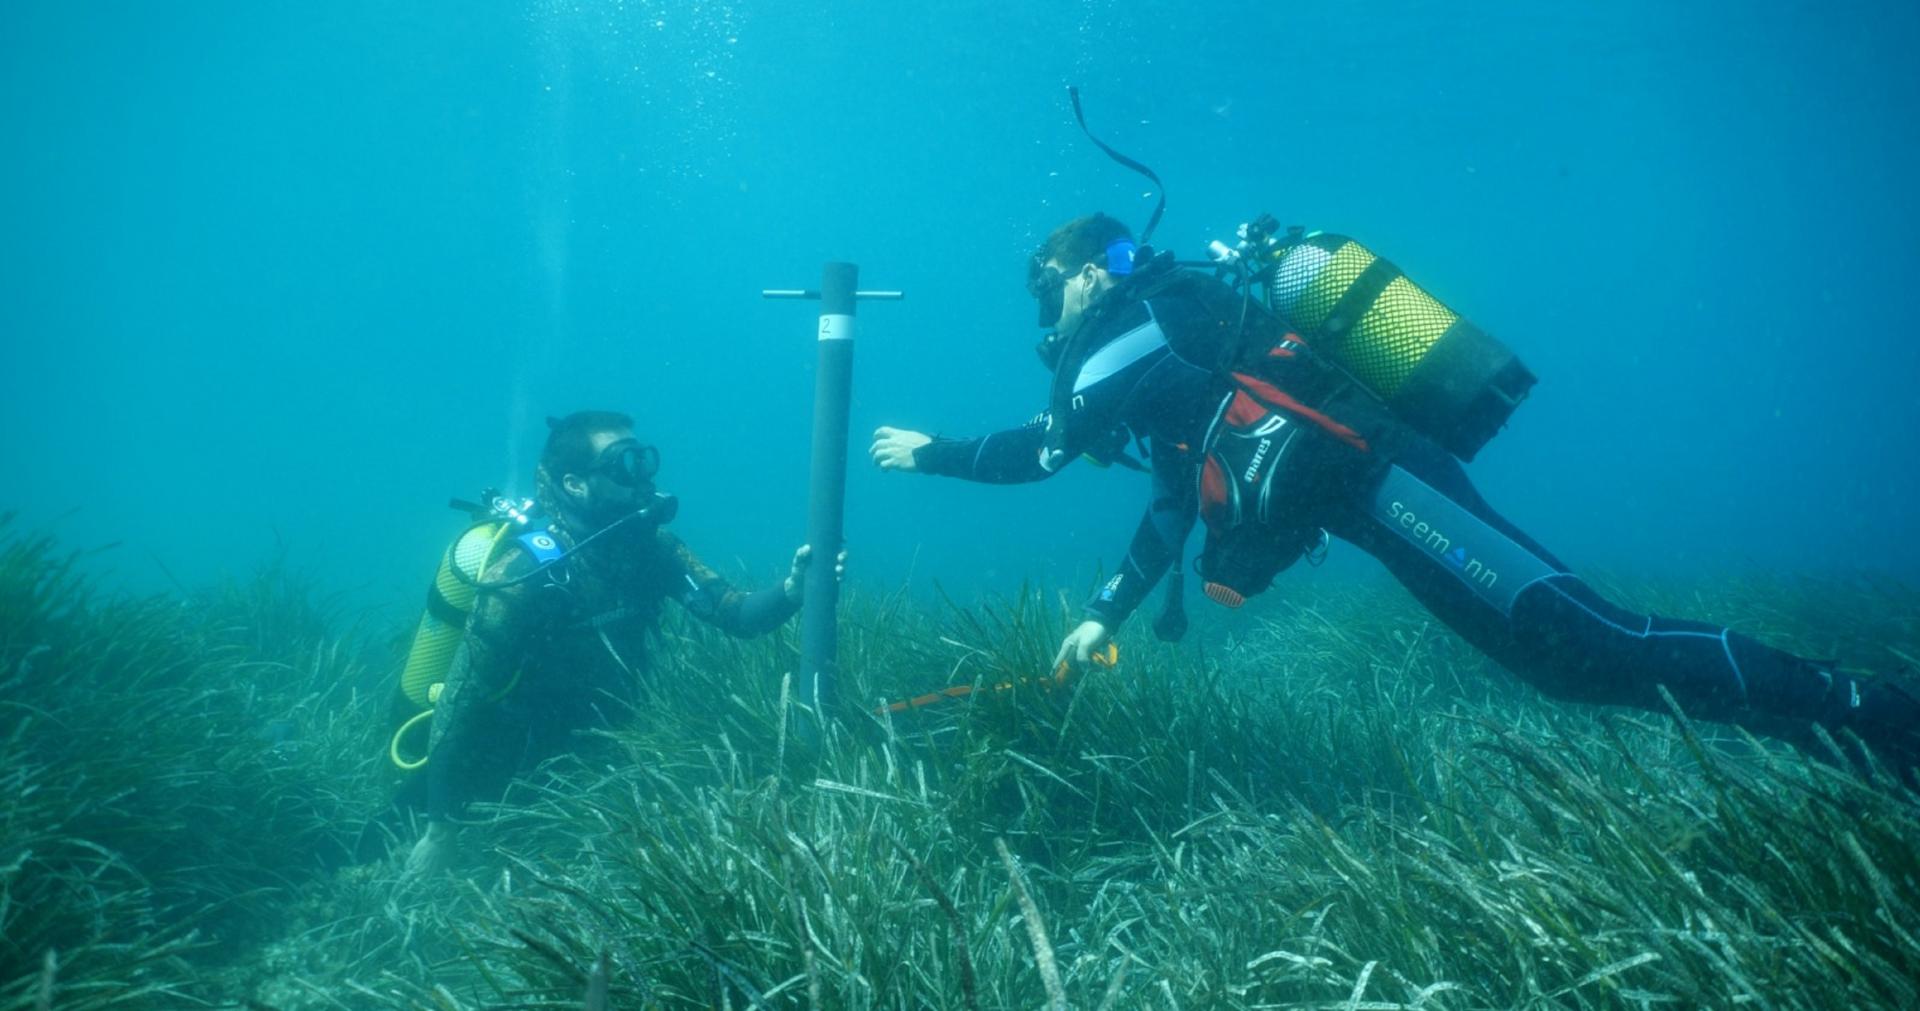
(398, 521), (513, 708)
(389, 491), (543, 770)
(1250, 223), (1535, 460)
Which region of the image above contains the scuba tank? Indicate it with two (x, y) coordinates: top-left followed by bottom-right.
(389, 491), (559, 770)
(1224, 217), (1536, 461)
(397, 492), (545, 709)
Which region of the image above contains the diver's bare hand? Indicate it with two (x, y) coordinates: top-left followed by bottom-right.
(784, 544), (849, 603)
(870, 427), (931, 472)
(402, 820), (454, 880)
(1053, 619), (1113, 670)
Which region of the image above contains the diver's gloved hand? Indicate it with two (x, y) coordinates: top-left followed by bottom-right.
(870, 427), (932, 472)
(783, 544), (849, 604)
(402, 820), (455, 880)
(1054, 619), (1114, 670)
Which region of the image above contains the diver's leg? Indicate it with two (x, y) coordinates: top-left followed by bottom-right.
(427, 699), (535, 821)
(1331, 440), (1919, 765)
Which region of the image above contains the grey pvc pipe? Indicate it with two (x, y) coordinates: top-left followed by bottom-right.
(799, 262), (858, 710)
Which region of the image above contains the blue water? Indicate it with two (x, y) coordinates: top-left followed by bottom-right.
(4, 1), (1917, 623)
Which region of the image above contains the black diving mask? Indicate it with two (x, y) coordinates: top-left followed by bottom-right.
(590, 439), (660, 488)
(1028, 260), (1067, 329)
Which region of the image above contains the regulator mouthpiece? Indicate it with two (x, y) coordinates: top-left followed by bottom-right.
(639, 492), (679, 526)
(1035, 330), (1067, 371)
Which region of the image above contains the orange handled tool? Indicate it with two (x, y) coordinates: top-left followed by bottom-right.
(878, 642), (1117, 715)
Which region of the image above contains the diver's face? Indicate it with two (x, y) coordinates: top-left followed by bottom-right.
(1046, 258), (1107, 339)
(564, 428), (658, 522)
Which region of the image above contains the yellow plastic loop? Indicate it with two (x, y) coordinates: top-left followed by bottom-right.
(389, 708), (434, 771)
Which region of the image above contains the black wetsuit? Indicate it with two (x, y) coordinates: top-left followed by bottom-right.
(914, 272), (1916, 755)
(423, 521), (797, 820)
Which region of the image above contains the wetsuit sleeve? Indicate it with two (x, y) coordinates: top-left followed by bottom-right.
(426, 545), (548, 820)
(914, 300), (1173, 483)
(661, 530), (800, 637)
(1083, 441), (1198, 627)
(912, 374), (1137, 484)
(911, 415), (1055, 483)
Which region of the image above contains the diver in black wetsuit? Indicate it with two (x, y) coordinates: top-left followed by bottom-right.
(400, 411), (841, 878)
(870, 212), (1920, 772)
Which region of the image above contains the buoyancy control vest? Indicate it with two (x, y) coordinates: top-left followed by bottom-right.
(1193, 329), (1419, 607)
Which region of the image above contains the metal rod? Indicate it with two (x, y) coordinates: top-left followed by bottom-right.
(762, 289), (904, 301)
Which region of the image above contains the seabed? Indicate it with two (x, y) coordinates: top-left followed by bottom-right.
(4, 520), (1919, 1009)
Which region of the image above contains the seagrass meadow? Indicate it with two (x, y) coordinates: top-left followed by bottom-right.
(4, 517), (1920, 1010)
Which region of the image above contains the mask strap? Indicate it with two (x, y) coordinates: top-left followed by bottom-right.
(1068, 86), (1165, 246)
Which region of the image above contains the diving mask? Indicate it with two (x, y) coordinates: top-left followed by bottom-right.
(590, 439), (660, 488)
(1028, 260), (1067, 329)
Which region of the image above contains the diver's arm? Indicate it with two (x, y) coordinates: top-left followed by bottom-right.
(907, 398), (1129, 484)
(1054, 448), (1195, 669)
(905, 417), (1059, 484)
(886, 313), (1156, 484)
(663, 531), (800, 638)
(1083, 443), (1198, 627)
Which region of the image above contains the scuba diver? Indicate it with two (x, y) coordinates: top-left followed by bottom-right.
(869, 212), (1920, 777)
(400, 410), (840, 877)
